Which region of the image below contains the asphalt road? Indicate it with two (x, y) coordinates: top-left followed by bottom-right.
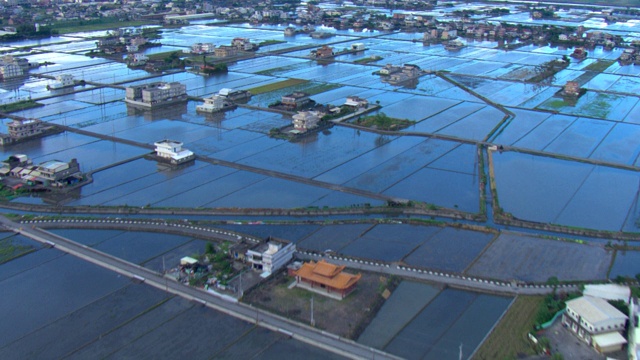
(21, 218), (578, 295)
(0, 216), (400, 360)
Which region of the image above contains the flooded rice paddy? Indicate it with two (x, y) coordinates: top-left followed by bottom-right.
(2, 13), (639, 359)
(0, 245), (341, 359)
(5, 27), (634, 227)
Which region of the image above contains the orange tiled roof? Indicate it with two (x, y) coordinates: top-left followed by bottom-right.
(312, 260), (345, 277)
(295, 260), (361, 290)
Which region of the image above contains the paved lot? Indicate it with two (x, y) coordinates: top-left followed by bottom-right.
(543, 321), (605, 360)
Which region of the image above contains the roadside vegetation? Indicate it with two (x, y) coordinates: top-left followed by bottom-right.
(473, 296), (544, 360)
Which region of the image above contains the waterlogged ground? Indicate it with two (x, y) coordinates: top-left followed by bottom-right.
(492, 151), (640, 232)
(2, 14), (639, 360)
(0, 244), (342, 359)
(2, 21), (639, 230)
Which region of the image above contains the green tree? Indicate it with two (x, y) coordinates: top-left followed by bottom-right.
(205, 242), (215, 254)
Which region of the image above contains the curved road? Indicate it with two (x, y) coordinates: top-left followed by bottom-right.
(20, 218), (573, 295)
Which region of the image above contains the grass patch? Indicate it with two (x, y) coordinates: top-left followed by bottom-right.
(472, 296), (544, 360)
(354, 56), (383, 64)
(304, 83), (341, 95)
(54, 20), (154, 34)
(0, 237), (34, 264)
(247, 78), (309, 95)
(541, 99), (567, 110)
(583, 60), (615, 73)
(147, 51), (185, 61)
(355, 112), (415, 131)
(0, 100), (44, 113)
(259, 40), (286, 47)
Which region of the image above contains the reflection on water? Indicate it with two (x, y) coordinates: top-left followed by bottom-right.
(126, 102), (188, 121)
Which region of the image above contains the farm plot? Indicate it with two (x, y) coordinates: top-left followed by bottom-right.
(101, 164), (229, 207)
(358, 281), (441, 349)
(492, 151), (593, 224)
(436, 105), (504, 141)
(553, 165), (639, 232)
(297, 224), (373, 253)
(342, 139), (459, 193)
(206, 176), (336, 209)
(512, 114), (576, 150)
(589, 122), (640, 166)
(403, 227), (495, 272)
(492, 108), (551, 145)
(104, 302), (255, 358)
(239, 126), (382, 178)
(92, 232), (193, 265)
(0, 253), (129, 348)
(381, 96), (459, 122)
(408, 102), (486, 133)
(186, 129), (268, 157)
(384, 289), (512, 360)
(609, 250), (640, 279)
(1, 284), (171, 359)
(49, 229), (125, 247)
(338, 224), (441, 262)
(313, 136), (424, 185)
(383, 167), (479, 212)
(155, 170), (266, 208)
(216, 224), (322, 243)
(467, 233), (611, 282)
(542, 117), (614, 158)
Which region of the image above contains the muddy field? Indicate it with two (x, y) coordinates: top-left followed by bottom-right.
(243, 269), (390, 339)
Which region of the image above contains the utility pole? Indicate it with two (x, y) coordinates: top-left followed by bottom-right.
(163, 256), (167, 292)
(310, 296), (315, 326)
(459, 343), (463, 360)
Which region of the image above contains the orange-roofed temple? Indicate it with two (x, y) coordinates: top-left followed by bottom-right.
(293, 260), (361, 299)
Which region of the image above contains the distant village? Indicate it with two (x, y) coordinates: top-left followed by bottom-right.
(2, 0), (640, 77)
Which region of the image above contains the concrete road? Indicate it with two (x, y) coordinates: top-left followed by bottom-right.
(0, 216), (400, 360)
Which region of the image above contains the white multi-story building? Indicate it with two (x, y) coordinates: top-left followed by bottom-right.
(195, 94), (235, 113)
(154, 139), (195, 165)
(0, 62), (22, 80)
(292, 111), (320, 132)
(246, 238), (295, 276)
(563, 296), (628, 354)
(48, 74), (75, 90)
(125, 82), (187, 108)
(191, 42), (216, 54)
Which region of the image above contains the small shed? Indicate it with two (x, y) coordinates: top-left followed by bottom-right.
(180, 256), (198, 266)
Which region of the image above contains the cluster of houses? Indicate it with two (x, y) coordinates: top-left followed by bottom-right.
(0, 154), (83, 189)
(182, 234), (362, 300)
(187, 38), (257, 58)
(95, 28), (152, 55)
(378, 64), (425, 86)
(619, 48), (640, 66)
(196, 88), (251, 114)
(0, 55), (37, 80)
(281, 92), (369, 135)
